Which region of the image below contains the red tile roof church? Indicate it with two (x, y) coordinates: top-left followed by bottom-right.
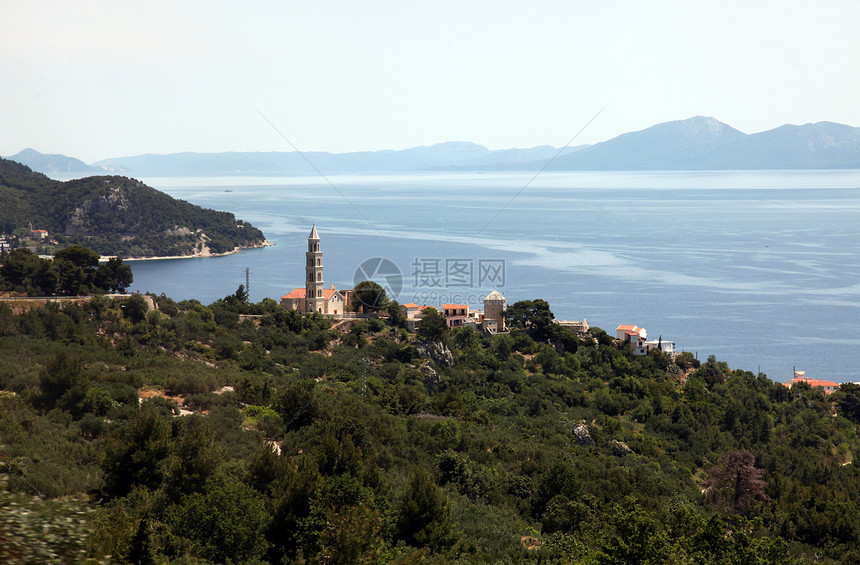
(280, 226), (346, 314)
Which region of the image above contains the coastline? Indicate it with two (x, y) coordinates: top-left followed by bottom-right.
(115, 240), (272, 262)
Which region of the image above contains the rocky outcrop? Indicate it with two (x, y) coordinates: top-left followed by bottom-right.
(419, 361), (442, 391)
(414, 340), (455, 368)
(573, 423), (595, 447)
(66, 185), (130, 236)
(611, 440), (634, 457)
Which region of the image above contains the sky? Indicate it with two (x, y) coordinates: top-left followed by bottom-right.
(1, 0), (859, 163)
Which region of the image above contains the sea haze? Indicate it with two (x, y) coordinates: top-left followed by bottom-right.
(121, 170), (860, 384)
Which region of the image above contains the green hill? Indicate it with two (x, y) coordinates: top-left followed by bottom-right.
(0, 157), (267, 258)
(1, 290), (859, 563)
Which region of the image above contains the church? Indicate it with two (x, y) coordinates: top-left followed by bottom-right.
(280, 226), (346, 315)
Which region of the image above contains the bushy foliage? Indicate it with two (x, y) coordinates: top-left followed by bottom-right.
(0, 247), (133, 296)
(0, 286), (859, 563)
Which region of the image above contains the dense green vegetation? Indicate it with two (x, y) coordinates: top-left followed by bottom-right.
(0, 157), (266, 257)
(1, 246), (133, 296)
(1, 279), (860, 563)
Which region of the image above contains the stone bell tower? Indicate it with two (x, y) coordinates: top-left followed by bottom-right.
(482, 289), (506, 333)
(305, 225), (324, 313)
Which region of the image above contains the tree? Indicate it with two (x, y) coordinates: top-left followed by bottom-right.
(546, 323), (580, 354)
(595, 499), (670, 565)
(168, 475), (270, 563)
(36, 350), (89, 415)
(534, 460), (581, 519)
(31, 260), (59, 295)
(54, 245), (101, 295)
(0, 248), (57, 295)
(416, 307), (448, 341)
(274, 380), (318, 431)
(833, 383), (860, 424)
(352, 280), (387, 312)
(93, 256), (133, 293)
(704, 450), (769, 513)
(693, 355), (731, 388)
(122, 293), (149, 324)
(395, 467), (456, 552)
(386, 300), (407, 328)
(0, 248), (39, 289)
(102, 404), (173, 499)
(164, 415), (225, 498)
(504, 299), (553, 338)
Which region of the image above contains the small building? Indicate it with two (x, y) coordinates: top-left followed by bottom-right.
(442, 303), (468, 329)
(400, 303), (425, 319)
(557, 318), (589, 335)
(617, 324), (648, 355)
(645, 338), (676, 357)
(482, 290), (506, 334)
(785, 368), (840, 394)
(30, 229), (48, 240)
(401, 303), (432, 332)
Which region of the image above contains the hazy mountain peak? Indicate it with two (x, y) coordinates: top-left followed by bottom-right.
(676, 116), (743, 137)
(7, 148), (99, 174)
(11, 147), (42, 159)
(637, 116), (745, 144)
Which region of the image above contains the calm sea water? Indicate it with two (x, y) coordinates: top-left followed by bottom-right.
(121, 171), (860, 383)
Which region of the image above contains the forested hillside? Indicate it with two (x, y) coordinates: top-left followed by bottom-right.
(1, 285), (860, 563)
(0, 158), (266, 258)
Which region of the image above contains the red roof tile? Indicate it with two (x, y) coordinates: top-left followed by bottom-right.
(281, 287), (341, 301)
(799, 378), (839, 388)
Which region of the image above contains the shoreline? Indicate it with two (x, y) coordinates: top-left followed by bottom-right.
(114, 240), (272, 262)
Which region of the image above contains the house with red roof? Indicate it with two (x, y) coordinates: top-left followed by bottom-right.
(785, 368), (840, 394)
(281, 284), (345, 315)
(400, 303), (437, 331)
(616, 324), (648, 355)
(442, 303), (468, 328)
(400, 303), (424, 318)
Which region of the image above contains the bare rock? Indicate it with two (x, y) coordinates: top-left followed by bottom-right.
(415, 340), (455, 368)
(611, 440), (634, 456)
(573, 423), (595, 447)
(420, 361), (442, 391)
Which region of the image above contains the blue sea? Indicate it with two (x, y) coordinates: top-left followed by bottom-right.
(118, 171), (860, 383)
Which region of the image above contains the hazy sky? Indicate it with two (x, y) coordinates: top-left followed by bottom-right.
(2, 1), (858, 162)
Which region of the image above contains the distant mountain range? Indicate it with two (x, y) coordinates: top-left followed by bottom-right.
(7, 117), (860, 175)
(540, 117), (860, 170)
(86, 143), (583, 175)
